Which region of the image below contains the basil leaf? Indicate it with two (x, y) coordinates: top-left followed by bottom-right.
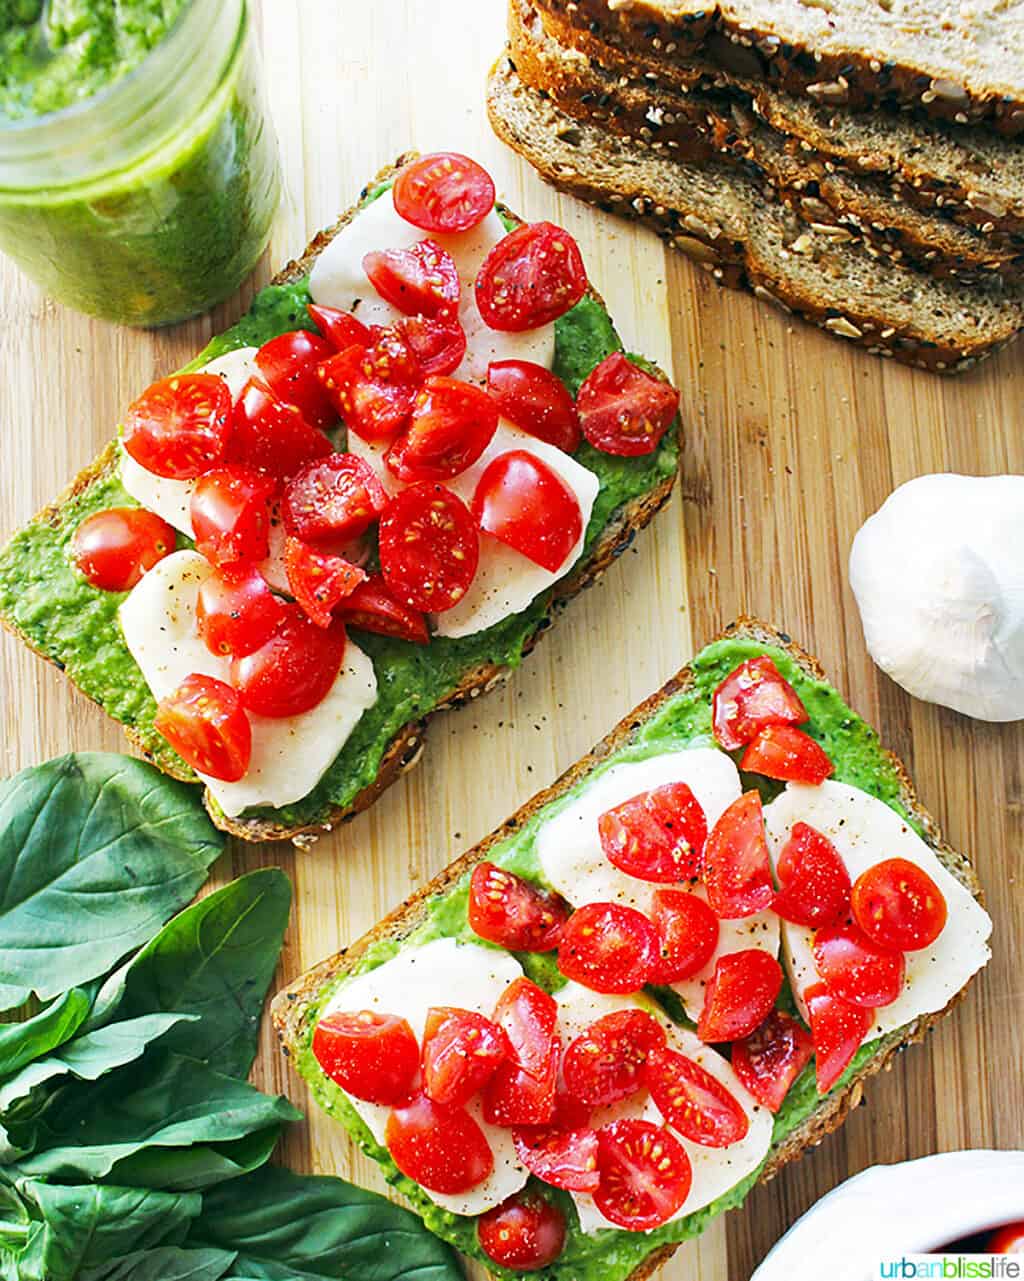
(109, 1127), (282, 1193)
(0, 755), (224, 1010)
(0, 989), (92, 1077)
(89, 870), (291, 1078)
(81, 1246), (236, 1281)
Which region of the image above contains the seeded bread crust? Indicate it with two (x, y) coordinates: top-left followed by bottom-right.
(487, 57), (1024, 372)
(272, 615), (984, 1281)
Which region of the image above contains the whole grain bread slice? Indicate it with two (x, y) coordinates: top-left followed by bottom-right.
(487, 56), (1024, 371)
(0, 154), (679, 847)
(272, 616), (984, 1281)
(532, 0), (1024, 134)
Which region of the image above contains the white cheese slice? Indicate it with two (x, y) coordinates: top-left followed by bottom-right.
(118, 550), (377, 818)
(321, 938), (529, 1216)
(763, 781), (992, 1038)
(308, 190), (556, 381)
(535, 750), (779, 1020)
(553, 983), (773, 1234)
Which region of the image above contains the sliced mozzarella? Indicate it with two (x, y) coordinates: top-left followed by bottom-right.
(321, 938), (529, 1216)
(763, 781), (992, 1038)
(553, 984), (773, 1233)
(118, 550), (377, 818)
(308, 191), (555, 380)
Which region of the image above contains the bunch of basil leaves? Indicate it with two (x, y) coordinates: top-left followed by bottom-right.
(0, 755), (461, 1281)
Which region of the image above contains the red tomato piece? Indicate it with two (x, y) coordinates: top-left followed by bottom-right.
(697, 948), (784, 1043)
(594, 1119), (692, 1231)
(284, 537), (366, 629)
(385, 376), (499, 483)
(805, 982), (872, 1094)
(153, 674), (252, 783)
(316, 330), (422, 443)
(378, 482), (479, 613)
(576, 353), (680, 457)
(123, 373), (233, 480)
(741, 724), (834, 785)
(773, 822), (852, 929)
(703, 792), (775, 919)
(311, 1009), (419, 1105)
(421, 1007), (510, 1108)
(363, 240), (460, 320)
(712, 656), (808, 751)
(648, 889), (721, 984)
(484, 1058), (559, 1128)
(551, 1078), (594, 1131)
(731, 1010), (815, 1113)
(196, 564), (284, 658)
(562, 1009), (666, 1108)
(812, 921), (906, 1009)
(71, 508), (175, 592)
(386, 1094), (494, 1194)
(512, 1126), (600, 1192)
(483, 979), (560, 1127)
(557, 902), (659, 995)
(467, 862), (570, 953)
(281, 452), (387, 549)
(988, 1220), (1024, 1255)
(851, 857), (948, 952)
(307, 303), (373, 352)
(338, 574), (429, 645)
(228, 378), (333, 479)
(255, 330), (337, 431)
(478, 1194), (566, 1271)
(598, 782), (708, 884)
(645, 1045), (750, 1147)
(486, 359), (581, 453)
(394, 152), (496, 234)
(476, 221), (587, 332)
(190, 465), (276, 566)
(230, 603), (346, 718)
(472, 450), (582, 573)
(393, 314), (466, 377)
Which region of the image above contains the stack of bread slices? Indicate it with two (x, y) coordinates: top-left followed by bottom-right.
(487, 0), (1024, 372)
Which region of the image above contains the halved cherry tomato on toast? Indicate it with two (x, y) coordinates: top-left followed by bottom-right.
(562, 1009), (666, 1108)
(281, 452), (387, 548)
(731, 1010), (815, 1113)
(378, 482), (479, 613)
(363, 240), (460, 319)
(478, 1192), (566, 1271)
(153, 673), (252, 783)
(598, 782), (708, 884)
(255, 330), (337, 431)
(648, 889), (720, 984)
(811, 921), (906, 1009)
(472, 450), (582, 573)
(557, 902), (659, 995)
(594, 1118), (691, 1231)
(284, 537), (366, 628)
(741, 724), (834, 784)
(385, 376), (498, 483)
(703, 791), (775, 919)
(317, 331), (421, 443)
(311, 1009), (419, 1105)
(697, 948), (784, 1043)
(392, 314), (466, 378)
(386, 1093), (494, 1193)
(773, 822), (852, 929)
(484, 1057), (559, 1128)
(394, 152), (496, 234)
(230, 603), (346, 718)
(72, 508), (174, 592)
(337, 574), (429, 645)
(486, 359), (581, 453)
(805, 982), (872, 1094)
(190, 465), (276, 565)
(476, 221), (587, 332)
(227, 379), (333, 478)
(467, 862), (569, 953)
(196, 563), (284, 658)
(123, 373), (233, 479)
(512, 1126), (600, 1192)
(988, 1220), (1024, 1255)
(576, 353), (679, 458)
(307, 303), (373, 352)
(851, 857), (947, 952)
(483, 979), (560, 1127)
(421, 1007), (510, 1108)
(712, 656), (808, 751)
(646, 1045), (750, 1147)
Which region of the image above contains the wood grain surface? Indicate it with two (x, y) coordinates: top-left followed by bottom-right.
(1, 2), (1021, 1277)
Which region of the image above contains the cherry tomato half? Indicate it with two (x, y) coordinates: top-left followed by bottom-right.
(476, 221), (587, 332)
(230, 603), (346, 718)
(190, 465), (276, 566)
(594, 1119), (692, 1231)
(696, 948), (784, 1043)
(703, 791), (775, 919)
(512, 1126), (600, 1193)
(851, 857), (948, 952)
(467, 862), (570, 953)
(123, 373), (232, 480)
(486, 359), (581, 453)
(731, 1010), (815, 1113)
(648, 889), (721, 984)
(646, 1045), (750, 1147)
(153, 673), (252, 782)
(472, 450), (582, 573)
(557, 902), (659, 995)
(562, 1009), (666, 1108)
(363, 240), (460, 319)
(393, 152), (496, 234)
(386, 376), (498, 483)
(773, 822), (852, 929)
(196, 563), (284, 658)
(282, 453), (387, 548)
(392, 314), (466, 378)
(712, 656), (808, 751)
(307, 302), (373, 352)
(378, 482), (479, 613)
(284, 537), (366, 629)
(71, 508), (174, 592)
(812, 921), (906, 1009)
(741, 724), (834, 785)
(421, 1007), (509, 1108)
(483, 979), (560, 1127)
(311, 1009), (419, 1105)
(227, 378), (333, 479)
(255, 330), (337, 431)
(317, 330), (422, 443)
(338, 574), (429, 645)
(478, 1193), (566, 1271)
(805, 982), (872, 1094)
(598, 782), (708, 884)
(386, 1093), (494, 1194)
(576, 353), (680, 458)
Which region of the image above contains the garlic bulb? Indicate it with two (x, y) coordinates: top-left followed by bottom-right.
(849, 474), (1024, 722)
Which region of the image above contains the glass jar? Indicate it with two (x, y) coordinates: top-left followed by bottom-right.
(0, 0), (281, 326)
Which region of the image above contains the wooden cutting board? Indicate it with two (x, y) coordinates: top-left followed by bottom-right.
(0, 2), (1021, 1276)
